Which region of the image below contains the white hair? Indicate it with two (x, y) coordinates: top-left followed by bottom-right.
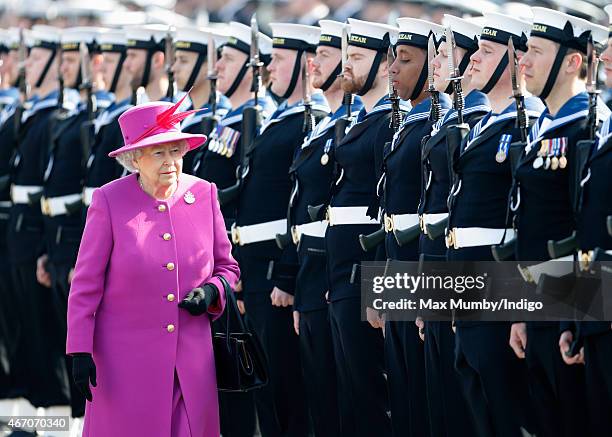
(114, 141), (190, 173)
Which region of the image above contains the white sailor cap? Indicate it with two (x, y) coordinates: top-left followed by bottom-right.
(530, 7), (608, 53)
(173, 27), (228, 54)
(606, 5), (612, 38)
(97, 29), (127, 52)
(318, 20), (346, 49)
(224, 21), (272, 59)
(270, 23), (320, 53)
(442, 15), (481, 52)
(480, 12), (532, 52)
(7, 28), (22, 51)
(30, 25), (61, 50)
(125, 24), (168, 52)
(500, 2), (534, 22)
(396, 18), (444, 49)
(60, 27), (100, 52)
(347, 18), (397, 51)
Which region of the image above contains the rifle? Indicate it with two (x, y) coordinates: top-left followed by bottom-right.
(165, 28), (175, 100)
(491, 38), (529, 260)
(429, 27), (469, 242)
(359, 46), (402, 252)
(427, 34), (441, 123)
(13, 28), (27, 138)
(387, 45), (401, 131)
(217, 13), (263, 206)
(78, 41), (96, 172)
(301, 52), (314, 133)
(334, 26), (352, 145)
(508, 37), (528, 142)
(548, 37), (599, 259)
(201, 33), (220, 139)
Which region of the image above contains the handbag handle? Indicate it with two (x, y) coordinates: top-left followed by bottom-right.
(216, 276), (248, 346)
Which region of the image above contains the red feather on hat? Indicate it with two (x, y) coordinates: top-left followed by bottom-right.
(132, 91), (199, 144)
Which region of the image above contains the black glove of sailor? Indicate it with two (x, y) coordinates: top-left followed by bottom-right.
(178, 283), (220, 316)
(72, 352), (97, 401)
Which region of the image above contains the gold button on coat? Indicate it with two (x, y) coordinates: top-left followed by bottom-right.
(163, 233), (172, 241)
(167, 324), (175, 333)
(166, 262), (175, 271)
(158, 204), (167, 212)
(167, 293), (175, 302)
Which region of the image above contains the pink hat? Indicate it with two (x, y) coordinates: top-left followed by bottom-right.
(108, 94), (206, 158)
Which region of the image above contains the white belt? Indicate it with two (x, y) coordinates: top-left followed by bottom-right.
(10, 185), (43, 204)
(447, 227), (515, 250)
(384, 213), (419, 232)
(327, 206), (379, 226)
(420, 213), (448, 226)
(292, 220), (328, 244)
(0, 200), (12, 208)
(40, 193), (83, 217)
(231, 219), (287, 246)
(83, 187), (96, 206)
(518, 255), (574, 284)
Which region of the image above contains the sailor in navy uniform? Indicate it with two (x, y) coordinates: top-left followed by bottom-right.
(558, 7), (612, 434)
(124, 25), (170, 103)
(6, 24), (72, 412)
(287, 20), (362, 437)
(196, 21), (275, 231)
(446, 13), (545, 437)
(232, 23), (328, 437)
(0, 27), (22, 405)
(170, 27), (231, 173)
(36, 27), (104, 420)
(415, 16), (488, 437)
(376, 17), (450, 437)
(509, 9), (610, 437)
(324, 18), (409, 437)
(83, 29), (133, 208)
(202, 22), (275, 437)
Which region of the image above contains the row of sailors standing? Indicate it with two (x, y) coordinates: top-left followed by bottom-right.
(225, 7), (612, 437)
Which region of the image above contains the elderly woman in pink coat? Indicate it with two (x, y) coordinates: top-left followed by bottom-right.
(66, 96), (240, 437)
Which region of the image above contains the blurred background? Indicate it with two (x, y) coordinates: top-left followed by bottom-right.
(0, 0), (609, 35)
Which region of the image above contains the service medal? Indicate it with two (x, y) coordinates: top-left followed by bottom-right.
(495, 150), (506, 163)
(321, 153), (329, 165)
(551, 157), (559, 170)
(533, 156), (543, 169)
(559, 156), (567, 169)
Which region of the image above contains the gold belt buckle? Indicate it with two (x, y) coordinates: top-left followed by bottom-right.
(325, 206), (331, 223)
(384, 214), (393, 233)
(230, 223), (241, 245)
(40, 197), (51, 216)
(291, 226), (300, 245)
(517, 264), (535, 283)
(578, 250), (593, 272)
(419, 215), (424, 232)
(445, 228), (456, 249)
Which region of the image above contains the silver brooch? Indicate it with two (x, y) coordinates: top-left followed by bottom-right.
(184, 191), (195, 204)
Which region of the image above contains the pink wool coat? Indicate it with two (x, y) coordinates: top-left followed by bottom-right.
(66, 173), (240, 437)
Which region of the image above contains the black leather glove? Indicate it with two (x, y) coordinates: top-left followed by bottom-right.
(178, 283), (219, 316)
(72, 353), (97, 401)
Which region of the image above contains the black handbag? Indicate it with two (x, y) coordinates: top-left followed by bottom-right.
(212, 276), (269, 392)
